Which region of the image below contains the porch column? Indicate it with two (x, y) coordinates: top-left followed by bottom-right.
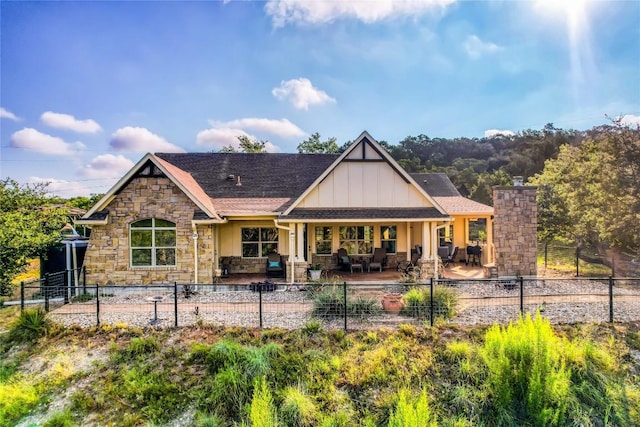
(421, 222), (431, 260)
(296, 223), (305, 260)
(486, 217), (494, 263)
(405, 222), (412, 260)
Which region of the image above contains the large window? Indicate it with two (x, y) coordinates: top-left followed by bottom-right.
(468, 219), (487, 243)
(242, 227), (278, 257)
(130, 218), (176, 267)
(439, 224), (454, 247)
(339, 226), (373, 255)
(315, 226), (333, 255)
(380, 225), (397, 254)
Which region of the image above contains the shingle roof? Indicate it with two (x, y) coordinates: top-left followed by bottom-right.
(155, 152), (338, 200)
(284, 207), (448, 220)
(411, 173), (461, 197)
(433, 197), (494, 215)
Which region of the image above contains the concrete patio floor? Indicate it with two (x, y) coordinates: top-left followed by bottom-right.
(215, 261), (485, 285)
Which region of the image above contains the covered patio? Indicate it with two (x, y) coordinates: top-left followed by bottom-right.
(212, 260), (486, 285)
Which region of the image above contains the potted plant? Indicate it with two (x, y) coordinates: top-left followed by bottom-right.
(381, 292), (404, 313)
(309, 263), (323, 280)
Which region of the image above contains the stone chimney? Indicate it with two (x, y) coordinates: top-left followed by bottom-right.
(493, 182), (537, 277)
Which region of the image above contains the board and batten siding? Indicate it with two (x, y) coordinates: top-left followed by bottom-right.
(298, 162), (433, 208)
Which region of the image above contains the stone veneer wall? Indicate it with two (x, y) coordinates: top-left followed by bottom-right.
(493, 186), (538, 277)
(84, 177), (214, 285)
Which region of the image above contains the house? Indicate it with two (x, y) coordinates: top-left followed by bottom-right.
(77, 131), (495, 285)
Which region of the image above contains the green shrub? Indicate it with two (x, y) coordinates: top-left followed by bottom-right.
(312, 288), (380, 320)
(7, 307), (50, 343)
(401, 287), (458, 320)
(388, 389), (437, 427)
(195, 412), (224, 427)
(0, 375), (39, 427)
(43, 409), (75, 427)
(280, 385), (319, 427)
(481, 313), (571, 426)
(248, 376), (277, 427)
(111, 336), (159, 363)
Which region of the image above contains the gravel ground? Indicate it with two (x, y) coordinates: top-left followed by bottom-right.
(47, 279), (640, 329)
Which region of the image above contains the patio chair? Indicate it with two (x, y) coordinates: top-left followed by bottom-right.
(466, 245), (482, 266)
(443, 246), (458, 268)
(266, 252), (285, 278)
(336, 248), (352, 272)
(397, 250), (420, 274)
(368, 247), (387, 272)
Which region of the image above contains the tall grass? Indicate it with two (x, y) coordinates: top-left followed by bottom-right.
(401, 287), (458, 320)
(481, 313), (570, 426)
(388, 389), (437, 427)
(247, 376), (278, 427)
(7, 307), (51, 343)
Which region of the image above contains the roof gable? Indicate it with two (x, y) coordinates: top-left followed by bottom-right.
(284, 131), (448, 215)
(81, 153), (222, 221)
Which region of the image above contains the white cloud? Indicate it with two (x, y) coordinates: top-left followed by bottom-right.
(464, 35), (501, 59)
(10, 128), (86, 155)
(27, 177), (93, 198)
(0, 107), (20, 121)
(211, 117), (306, 138)
(196, 127), (279, 152)
(619, 114), (640, 126)
(272, 78), (336, 110)
(78, 154), (135, 179)
(265, 0), (455, 27)
(41, 111), (102, 133)
(484, 129), (515, 138)
(110, 126), (185, 153)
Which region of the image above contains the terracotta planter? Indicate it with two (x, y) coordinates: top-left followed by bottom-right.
(382, 293), (404, 313)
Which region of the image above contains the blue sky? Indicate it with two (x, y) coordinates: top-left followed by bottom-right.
(1, 0), (639, 197)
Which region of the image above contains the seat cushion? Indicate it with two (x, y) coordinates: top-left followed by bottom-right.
(268, 261), (281, 268)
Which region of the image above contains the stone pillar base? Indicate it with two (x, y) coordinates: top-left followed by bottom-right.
(289, 261), (309, 283)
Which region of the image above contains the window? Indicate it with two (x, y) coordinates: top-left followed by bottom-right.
(315, 226), (332, 255)
(339, 226), (373, 255)
(439, 224), (453, 247)
(242, 227), (278, 257)
(130, 218), (176, 267)
(380, 225), (397, 254)
(468, 218), (487, 243)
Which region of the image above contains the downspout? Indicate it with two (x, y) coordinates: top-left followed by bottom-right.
(191, 223), (199, 286)
(274, 219), (295, 285)
(432, 222), (452, 280)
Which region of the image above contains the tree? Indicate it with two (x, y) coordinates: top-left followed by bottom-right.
(220, 136), (268, 153)
(296, 132), (339, 154)
(0, 179), (70, 295)
(530, 121), (640, 252)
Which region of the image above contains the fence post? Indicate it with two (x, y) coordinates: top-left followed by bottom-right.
(20, 281), (25, 312)
(343, 282), (348, 332)
(429, 278), (434, 327)
(575, 247), (580, 277)
(44, 273), (50, 313)
(174, 282), (178, 328)
(258, 283), (263, 329)
(64, 270), (69, 305)
(519, 275), (524, 316)
(96, 284), (100, 326)
(82, 266), (87, 295)
(608, 276), (614, 323)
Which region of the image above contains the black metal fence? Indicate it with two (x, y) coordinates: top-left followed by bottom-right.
(539, 242), (640, 277)
(17, 276), (640, 331)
